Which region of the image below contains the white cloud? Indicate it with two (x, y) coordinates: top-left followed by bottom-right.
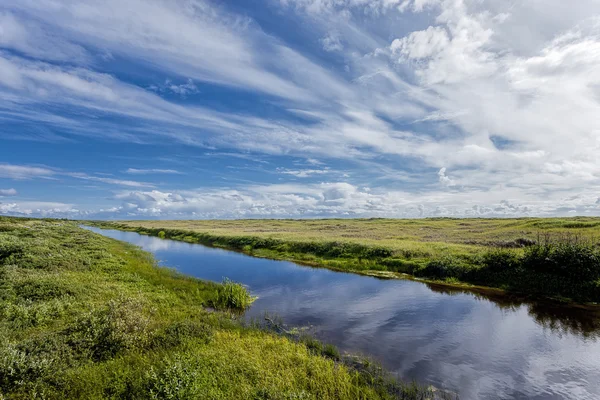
(391, 1), (497, 84)
(6, 0), (351, 103)
(0, 164), (55, 179)
(149, 79), (199, 97)
(321, 32), (344, 52)
(391, 26), (449, 60)
(277, 167), (331, 178)
(0, 188), (17, 196)
(280, 0), (407, 15)
(0, 201), (79, 217)
(0, 163), (152, 188)
(306, 158), (324, 166)
(0, 11), (89, 63)
(66, 173), (154, 188)
(99, 181), (600, 219)
(125, 168), (182, 175)
(437, 167), (456, 187)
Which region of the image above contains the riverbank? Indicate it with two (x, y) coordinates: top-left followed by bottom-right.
(0, 217), (442, 399)
(87, 219), (600, 304)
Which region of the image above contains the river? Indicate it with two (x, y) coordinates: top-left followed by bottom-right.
(85, 226), (600, 400)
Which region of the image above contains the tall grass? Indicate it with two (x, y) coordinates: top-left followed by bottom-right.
(213, 278), (256, 310)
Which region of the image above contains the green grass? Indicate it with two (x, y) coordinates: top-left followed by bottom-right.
(214, 278), (256, 310)
(87, 218), (600, 303)
(0, 216), (445, 400)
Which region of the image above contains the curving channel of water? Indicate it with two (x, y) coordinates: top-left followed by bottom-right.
(85, 227), (600, 400)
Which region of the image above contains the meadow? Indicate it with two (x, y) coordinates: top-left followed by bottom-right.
(0, 217), (444, 400)
(90, 218), (600, 304)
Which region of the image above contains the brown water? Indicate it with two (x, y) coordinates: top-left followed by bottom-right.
(85, 227), (600, 400)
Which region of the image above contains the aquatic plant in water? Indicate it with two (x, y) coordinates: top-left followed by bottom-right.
(214, 278), (256, 310)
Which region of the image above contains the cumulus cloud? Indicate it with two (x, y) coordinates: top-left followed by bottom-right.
(0, 201), (79, 217)
(94, 182), (600, 219)
(390, 1), (496, 84)
(2, 180), (599, 219)
(437, 167), (456, 187)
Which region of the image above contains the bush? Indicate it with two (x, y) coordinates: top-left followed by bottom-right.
(68, 298), (151, 361)
(0, 335), (76, 391)
(481, 250), (521, 273)
(414, 256), (466, 279)
(146, 354), (202, 399)
(157, 231), (166, 239)
(14, 280), (74, 302)
(0, 234), (24, 264)
(522, 243), (600, 281)
(2, 298), (74, 330)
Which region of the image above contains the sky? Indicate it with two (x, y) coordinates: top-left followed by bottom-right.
(1, 0), (600, 219)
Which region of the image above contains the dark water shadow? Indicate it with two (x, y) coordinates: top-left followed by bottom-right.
(425, 283), (600, 338)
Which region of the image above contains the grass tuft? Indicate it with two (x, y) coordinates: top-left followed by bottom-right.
(213, 278), (256, 310)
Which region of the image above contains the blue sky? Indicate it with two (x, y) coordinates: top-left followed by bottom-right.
(1, 0), (600, 219)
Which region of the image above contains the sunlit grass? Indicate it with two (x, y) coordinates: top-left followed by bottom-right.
(0, 216), (438, 399)
(213, 278), (256, 310)
(89, 218), (600, 303)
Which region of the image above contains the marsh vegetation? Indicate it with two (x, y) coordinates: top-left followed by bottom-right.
(0, 217), (444, 399)
(90, 218), (600, 303)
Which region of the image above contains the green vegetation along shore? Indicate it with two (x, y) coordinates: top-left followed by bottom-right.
(0, 217), (445, 400)
(89, 218), (600, 304)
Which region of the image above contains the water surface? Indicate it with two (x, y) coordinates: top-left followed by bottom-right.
(85, 227), (600, 400)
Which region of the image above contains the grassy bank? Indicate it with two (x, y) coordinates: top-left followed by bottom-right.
(0, 217), (443, 399)
(88, 218), (600, 304)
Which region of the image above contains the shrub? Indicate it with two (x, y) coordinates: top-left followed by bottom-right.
(0, 234), (24, 264)
(157, 231), (166, 239)
(146, 354), (202, 399)
(0, 343), (53, 391)
(379, 258), (419, 274)
(0, 335), (76, 392)
(414, 256), (466, 279)
(3, 298), (73, 330)
(68, 298), (151, 361)
(213, 279), (256, 311)
(14, 280), (74, 302)
(481, 250), (521, 273)
(522, 243), (600, 281)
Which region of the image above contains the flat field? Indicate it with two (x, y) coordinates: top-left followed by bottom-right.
(93, 218), (600, 303)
